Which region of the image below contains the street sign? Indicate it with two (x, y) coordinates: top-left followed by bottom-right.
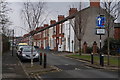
(96, 16), (105, 27)
(96, 28), (105, 35)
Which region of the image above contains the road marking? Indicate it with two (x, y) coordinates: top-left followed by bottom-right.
(64, 64), (68, 65)
(85, 66), (92, 69)
(75, 68), (81, 70)
(36, 74), (43, 80)
(50, 65), (62, 71)
(34, 75), (39, 80)
(8, 68), (14, 70)
(52, 53), (55, 55)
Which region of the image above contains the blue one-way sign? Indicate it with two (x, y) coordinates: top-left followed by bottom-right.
(96, 16), (105, 27)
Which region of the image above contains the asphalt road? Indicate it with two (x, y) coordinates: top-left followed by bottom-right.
(36, 49), (119, 79)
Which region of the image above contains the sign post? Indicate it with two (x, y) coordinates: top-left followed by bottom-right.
(96, 15), (105, 66)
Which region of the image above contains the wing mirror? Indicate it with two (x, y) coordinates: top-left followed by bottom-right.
(20, 48), (23, 51)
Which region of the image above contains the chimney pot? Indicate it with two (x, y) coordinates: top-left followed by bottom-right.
(50, 20), (56, 25)
(90, 0), (100, 7)
(58, 15), (64, 21)
(69, 8), (78, 16)
(44, 24), (49, 27)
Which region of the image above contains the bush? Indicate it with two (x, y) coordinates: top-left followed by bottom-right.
(102, 38), (120, 55)
(87, 46), (93, 53)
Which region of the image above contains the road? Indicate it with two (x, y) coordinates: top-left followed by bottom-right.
(36, 49), (119, 79)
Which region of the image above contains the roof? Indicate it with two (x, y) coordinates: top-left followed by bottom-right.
(24, 6), (114, 37)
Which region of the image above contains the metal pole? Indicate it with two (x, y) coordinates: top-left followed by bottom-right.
(44, 53), (47, 68)
(31, 36), (33, 67)
(101, 54), (104, 67)
(12, 30), (14, 56)
(40, 53), (42, 65)
(72, 40), (73, 53)
(91, 53), (94, 64)
(100, 34), (102, 66)
(99, 34), (104, 67)
(32, 42), (33, 66)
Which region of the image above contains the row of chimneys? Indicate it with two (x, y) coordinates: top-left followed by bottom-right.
(36, 1), (100, 29)
(24, 1), (100, 37)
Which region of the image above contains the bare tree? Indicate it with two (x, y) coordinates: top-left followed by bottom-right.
(0, 0), (12, 35)
(102, 0), (120, 65)
(21, 1), (46, 67)
(69, 2), (88, 55)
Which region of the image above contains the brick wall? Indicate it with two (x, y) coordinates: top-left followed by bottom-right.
(114, 27), (120, 40)
(69, 8), (78, 16)
(90, 0), (100, 7)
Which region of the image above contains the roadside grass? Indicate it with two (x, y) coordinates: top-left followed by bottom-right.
(66, 54), (119, 66)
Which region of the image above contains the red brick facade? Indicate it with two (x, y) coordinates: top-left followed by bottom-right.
(114, 28), (120, 40)
(69, 8), (78, 16)
(90, 0), (100, 7)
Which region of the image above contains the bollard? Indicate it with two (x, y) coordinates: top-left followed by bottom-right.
(101, 54), (104, 67)
(12, 46), (13, 56)
(44, 53), (47, 68)
(100, 53), (102, 66)
(39, 53), (42, 65)
(91, 53), (94, 64)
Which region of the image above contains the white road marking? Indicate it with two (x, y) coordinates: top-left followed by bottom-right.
(85, 66), (92, 69)
(65, 64), (69, 65)
(37, 74), (43, 80)
(75, 68), (81, 70)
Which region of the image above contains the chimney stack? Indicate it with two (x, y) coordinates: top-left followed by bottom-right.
(69, 8), (78, 16)
(50, 20), (56, 25)
(58, 15), (64, 21)
(90, 0), (100, 7)
(44, 24), (49, 27)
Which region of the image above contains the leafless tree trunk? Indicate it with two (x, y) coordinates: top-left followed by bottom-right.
(21, 1), (46, 67)
(69, 2), (88, 55)
(102, 1), (120, 65)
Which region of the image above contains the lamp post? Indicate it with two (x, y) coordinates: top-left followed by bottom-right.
(12, 29), (14, 56)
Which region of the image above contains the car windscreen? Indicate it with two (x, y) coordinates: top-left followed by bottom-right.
(22, 47), (36, 52)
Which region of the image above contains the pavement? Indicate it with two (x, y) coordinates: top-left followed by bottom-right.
(2, 50), (30, 80)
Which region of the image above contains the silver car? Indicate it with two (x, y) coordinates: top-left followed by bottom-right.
(19, 46), (39, 61)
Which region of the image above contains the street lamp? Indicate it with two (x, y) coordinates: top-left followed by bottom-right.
(12, 29), (14, 56)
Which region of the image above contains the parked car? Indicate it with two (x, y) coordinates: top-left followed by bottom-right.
(16, 43), (28, 55)
(18, 46), (39, 61)
(34, 46), (40, 53)
(34, 46), (40, 49)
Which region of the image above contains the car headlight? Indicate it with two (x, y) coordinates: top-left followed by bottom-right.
(22, 54), (26, 57)
(35, 53), (39, 57)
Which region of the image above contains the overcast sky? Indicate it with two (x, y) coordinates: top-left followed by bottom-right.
(8, 2), (89, 37)
(7, 0), (120, 37)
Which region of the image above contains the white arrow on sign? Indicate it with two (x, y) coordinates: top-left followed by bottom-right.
(98, 18), (101, 25)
